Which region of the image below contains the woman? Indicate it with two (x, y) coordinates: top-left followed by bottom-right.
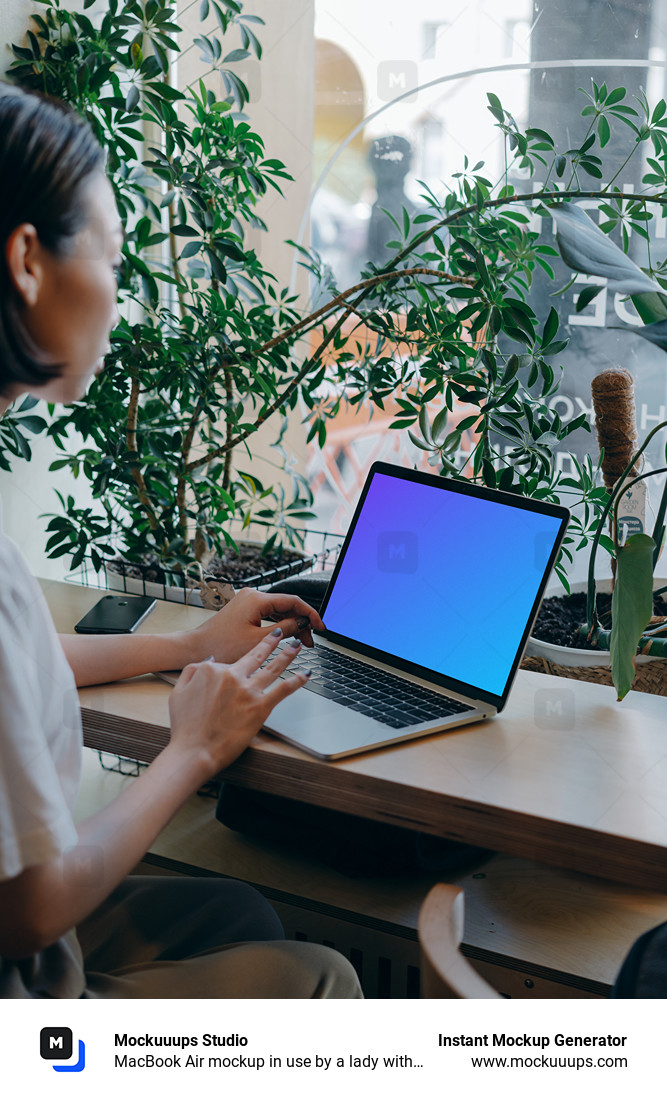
(0, 84), (361, 999)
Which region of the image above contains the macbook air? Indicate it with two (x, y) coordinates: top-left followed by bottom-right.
(262, 461), (570, 758)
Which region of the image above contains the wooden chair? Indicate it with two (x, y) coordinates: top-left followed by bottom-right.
(419, 882), (667, 998)
(418, 883), (501, 998)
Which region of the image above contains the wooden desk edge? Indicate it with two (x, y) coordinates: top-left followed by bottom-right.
(81, 707), (667, 893)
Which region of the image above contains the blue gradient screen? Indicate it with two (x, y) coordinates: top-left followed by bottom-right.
(323, 472), (564, 698)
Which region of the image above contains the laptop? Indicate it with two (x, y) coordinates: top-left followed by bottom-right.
(260, 461), (570, 759)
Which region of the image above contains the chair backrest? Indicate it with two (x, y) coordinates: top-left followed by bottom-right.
(418, 883), (501, 998)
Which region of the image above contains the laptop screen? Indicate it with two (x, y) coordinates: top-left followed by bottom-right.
(320, 465), (568, 704)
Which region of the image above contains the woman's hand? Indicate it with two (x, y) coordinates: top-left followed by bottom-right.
(59, 587), (324, 687)
(167, 628), (309, 777)
(181, 587), (324, 666)
(0, 628), (308, 960)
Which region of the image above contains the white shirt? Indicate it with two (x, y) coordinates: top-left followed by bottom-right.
(0, 497), (86, 996)
(0, 496), (81, 880)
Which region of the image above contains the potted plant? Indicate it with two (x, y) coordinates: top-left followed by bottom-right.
(526, 201), (667, 699)
(4, 6), (594, 585)
(9, 0), (327, 603)
(9, 5), (667, 631)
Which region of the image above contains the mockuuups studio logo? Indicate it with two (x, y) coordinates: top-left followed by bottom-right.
(40, 1027), (86, 1073)
(377, 531), (418, 573)
(534, 687), (576, 731)
(377, 60), (418, 102)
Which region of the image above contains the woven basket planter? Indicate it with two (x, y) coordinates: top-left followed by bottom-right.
(520, 652), (667, 695)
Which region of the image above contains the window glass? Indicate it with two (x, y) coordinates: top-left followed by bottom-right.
(308, 0), (667, 565)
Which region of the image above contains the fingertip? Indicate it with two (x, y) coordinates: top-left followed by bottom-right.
(284, 668), (310, 691)
(258, 624), (282, 645)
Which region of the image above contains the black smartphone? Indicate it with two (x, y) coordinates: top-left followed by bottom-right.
(74, 594), (157, 634)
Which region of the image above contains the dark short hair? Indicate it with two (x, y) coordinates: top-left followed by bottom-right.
(0, 84), (105, 397)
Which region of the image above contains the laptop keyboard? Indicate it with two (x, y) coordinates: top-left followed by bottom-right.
(270, 643), (474, 729)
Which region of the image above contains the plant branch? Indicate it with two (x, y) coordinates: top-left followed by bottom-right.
(604, 143), (642, 192)
(250, 267), (475, 360)
(585, 420), (667, 632)
(186, 299), (360, 474)
(612, 467), (667, 541)
(251, 187), (667, 367)
(651, 473), (667, 568)
(184, 268), (473, 475)
(192, 185), (632, 474)
(126, 378), (160, 532)
(222, 366), (234, 492)
(168, 204), (188, 320)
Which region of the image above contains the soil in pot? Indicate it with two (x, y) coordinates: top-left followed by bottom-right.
(201, 545), (311, 585)
(110, 543), (312, 588)
(532, 590), (667, 649)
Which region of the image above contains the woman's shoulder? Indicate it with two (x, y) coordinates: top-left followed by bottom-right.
(0, 528), (49, 626)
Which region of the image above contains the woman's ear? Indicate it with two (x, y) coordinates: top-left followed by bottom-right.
(5, 223), (42, 307)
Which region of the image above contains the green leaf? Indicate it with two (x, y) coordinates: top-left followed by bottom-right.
(630, 290), (667, 325)
(70, 546), (86, 570)
(606, 87), (626, 105)
(125, 84), (140, 113)
(579, 159), (603, 179)
(170, 224), (199, 237)
(598, 115), (611, 147)
(482, 459), (497, 487)
(223, 48), (250, 62)
(525, 127), (554, 145)
(486, 91), (504, 123)
(541, 306), (559, 347)
(610, 533), (655, 700)
(9, 426), (30, 460)
(431, 407), (448, 441)
(418, 403), (432, 444)
(575, 284), (604, 312)
(502, 354), (519, 383)
(17, 395), (38, 412)
(407, 430), (432, 451)
(16, 415), (47, 434)
(180, 241), (202, 259)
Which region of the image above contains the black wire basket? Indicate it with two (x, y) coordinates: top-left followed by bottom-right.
(70, 528), (343, 605)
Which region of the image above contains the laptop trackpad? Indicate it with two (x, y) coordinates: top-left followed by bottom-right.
(262, 690), (389, 759)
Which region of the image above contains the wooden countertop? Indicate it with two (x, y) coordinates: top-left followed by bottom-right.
(46, 578), (667, 891)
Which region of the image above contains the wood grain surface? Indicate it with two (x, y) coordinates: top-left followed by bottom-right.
(47, 579), (667, 890)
